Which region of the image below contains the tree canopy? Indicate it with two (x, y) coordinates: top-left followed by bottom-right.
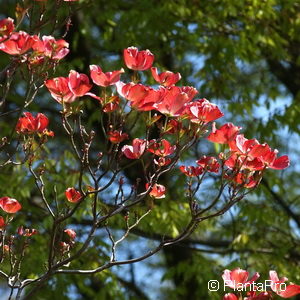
(0, 0), (300, 299)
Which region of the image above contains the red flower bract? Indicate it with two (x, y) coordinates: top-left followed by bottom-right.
(196, 156), (220, 173)
(18, 226), (38, 237)
(222, 268), (260, 289)
(0, 31), (34, 55)
(229, 172), (259, 188)
(90, 65), (124, 87)
(46, 73), (100, 103)
(0, 197), (22, 213)
(117, 82), (158, 111)
(151, 67), (181, 87)
(45, 77), (76, 103)
(32, 35), (69, 60)
(186, 98), (224, 124)
(0, 216), (5, 228)
(228, 134), (259, 154)
(102, 96), (120, 112)
(225, 154), (264, 172)
(248, 144), (290, 170)
(117, 82), (198, 115)
(122, 138), (146, 159)
(179, 166), (203, 177)
(64, 229), (76, 240)
(16, 112), (50, 134)
(146, 183), (166, 199)
(156, 86), (197, 116)
(269, 270), (300, 298)
(0, 18), (14, 42)
(68, 70), (92, 97)
(154, 157), (172, 166)
(227, 134), (290, 170)
(207, 123), (241, 144)
(164, 119), (182, 134)
(123, 46), (154, 71)
(223, 293), (238, 300)
(245, 290), (271, 300)
(147, 139), (176, 157)
(108, 130), (129, 144)
(65, 188), (82, 203)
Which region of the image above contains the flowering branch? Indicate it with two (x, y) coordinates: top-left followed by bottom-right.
(0, 7), (290, 300)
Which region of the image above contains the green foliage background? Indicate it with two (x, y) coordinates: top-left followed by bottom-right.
(0, 0), (300, 299)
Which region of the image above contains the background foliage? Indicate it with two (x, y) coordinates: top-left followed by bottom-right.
(1, 0), (299, 299)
